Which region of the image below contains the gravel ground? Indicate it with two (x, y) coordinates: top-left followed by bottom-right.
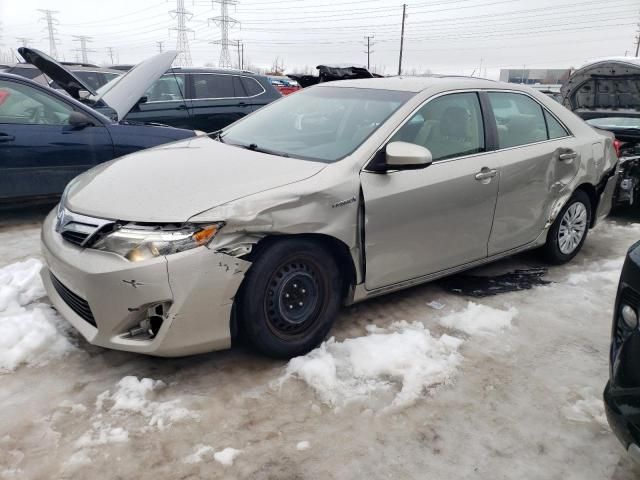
(1, 204), (640, 479)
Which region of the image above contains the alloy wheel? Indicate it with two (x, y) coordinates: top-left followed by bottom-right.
(558, 202), (588, 255)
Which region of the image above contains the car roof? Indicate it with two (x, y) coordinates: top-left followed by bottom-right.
(168, 66), (264, 77)
(319, 75), (509, 92)
(1, 63), (121, 74)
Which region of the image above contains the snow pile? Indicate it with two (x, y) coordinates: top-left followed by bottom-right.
(565, 258), (624, 286)
(564, 392), (608, 428)
(296, 441), (310, 451)
(214, 447), (242, 466)
(282, 321), (463, 410)
(75, 424), (129, 447)
(183, 444), (215, 464)
(0, 259), (74, 372)
(439, 302), (517, 336)
(96, 376), (197, 429)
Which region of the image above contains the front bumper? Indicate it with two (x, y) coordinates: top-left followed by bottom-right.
(604, 381), (640, 464)
(40, 210), (250, 357)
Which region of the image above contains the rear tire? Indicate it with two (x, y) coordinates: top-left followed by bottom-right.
(541, 190), (591, 264)
(236, 238), (343, 358)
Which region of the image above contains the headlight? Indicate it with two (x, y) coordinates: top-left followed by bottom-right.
(92, 223), (223, 262)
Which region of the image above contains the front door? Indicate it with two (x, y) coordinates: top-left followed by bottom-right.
(361, 92), (500, 290)
(125, 73), (190, 129)
(0, 79), (113, 201)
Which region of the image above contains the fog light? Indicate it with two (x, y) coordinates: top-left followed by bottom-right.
(621, 304), (638, 329)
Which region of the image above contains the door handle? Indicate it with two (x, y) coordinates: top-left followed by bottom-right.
(0, 133), (15, 142)
(474, 168), (498, 181)
(238, 102), (248, 107)
(176, 104), (187, 110)
(559, 151), (577, 162)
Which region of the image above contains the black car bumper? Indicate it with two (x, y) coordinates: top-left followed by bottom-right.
(606, 240), (640, 463)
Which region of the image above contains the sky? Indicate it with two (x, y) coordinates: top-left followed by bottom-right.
(0, 0), (638, 78)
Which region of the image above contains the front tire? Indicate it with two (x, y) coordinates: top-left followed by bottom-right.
(542, 190), (591, 264)
(236, 238), (343, 358)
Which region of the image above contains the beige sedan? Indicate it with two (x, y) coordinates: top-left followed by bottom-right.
(41, 76), (618, 358)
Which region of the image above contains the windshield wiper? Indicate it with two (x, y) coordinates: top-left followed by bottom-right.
(228, 142), (290, 158)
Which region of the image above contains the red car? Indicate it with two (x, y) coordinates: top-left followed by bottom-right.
(268, 76), (301, 95)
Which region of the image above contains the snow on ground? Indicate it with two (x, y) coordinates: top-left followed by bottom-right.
(95, 376), (197, 429)
(0, 258), (74, 371)
(564, 388), (609, 429)
(282, 321), (463, 410)
(439, 302), (518, 336)
(213, 447), (242, 466)
(183, 444), (215, 464)
(296, 440), (310, 451)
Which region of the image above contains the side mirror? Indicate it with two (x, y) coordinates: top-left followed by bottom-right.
(68, 111), (96, 129)
(385, 141), (433, 170)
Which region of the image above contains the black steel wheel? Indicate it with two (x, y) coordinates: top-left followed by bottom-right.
(237, 238), (343, 358)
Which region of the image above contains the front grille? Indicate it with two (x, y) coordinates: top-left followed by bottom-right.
(61, 230), (90, 247)
(50, 273), (96, 326)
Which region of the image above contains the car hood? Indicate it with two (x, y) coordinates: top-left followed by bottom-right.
(18, 47), (177, 121)
(65, 135), (327, 222)
(93, 51), (177, 121)
(18, 47), (97, 98)
(561, 58), (640, 120)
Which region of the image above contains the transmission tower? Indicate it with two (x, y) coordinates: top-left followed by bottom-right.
(16, 37), (32, 48)
(72, 35), (95, 64)
(209, 0), (239, 68)
(170, 0), (193, 67)
(38, 9), (60, 59)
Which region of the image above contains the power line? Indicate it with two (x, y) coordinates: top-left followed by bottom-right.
(170, 0), (194, 67)
(16, 37), (32, 48)
(209, 0), (239, 68)
(38, 9), (59, 59)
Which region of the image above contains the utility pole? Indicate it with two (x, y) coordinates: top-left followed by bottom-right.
(38, 9), (59, 59)
(156, 41), (164, 53)
(106, 47), (115, 64)
(16, 37), (32, 48)
(209, 0), (239, 68)
(72, 35), (94, 64)
(635, 22), (640, 57)
(364, 35), (374, 70)
(241, 42), (244, 69)
(398, 4), (407, 76)
(235, 39), (242, 70)
(170, 0), (193, 67)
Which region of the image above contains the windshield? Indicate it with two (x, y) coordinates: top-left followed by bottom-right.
(221, 86), (414, 163)
(587, 117), (640, 129)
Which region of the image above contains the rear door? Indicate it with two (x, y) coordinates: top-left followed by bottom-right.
(0, 78), (113, 200)
(186, 73), (252, 132)
(125, 73), (190, 129)
(361, 91), (500, 290)
(484, 91), (580, 255)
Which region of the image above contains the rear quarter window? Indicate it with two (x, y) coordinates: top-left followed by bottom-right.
(241, 77), (265, 96)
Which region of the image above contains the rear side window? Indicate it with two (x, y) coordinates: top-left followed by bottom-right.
(488, 92), (547, 148)
(191, 74), (244, 99)
(391, 92), (485, 161)
(241, 77), (264, 96)
(544, 110), (569, 139)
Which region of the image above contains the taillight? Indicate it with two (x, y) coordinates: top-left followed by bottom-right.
(614, 138), (623, 158)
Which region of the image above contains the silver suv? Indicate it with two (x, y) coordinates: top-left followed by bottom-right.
(41, 76), (618, 358)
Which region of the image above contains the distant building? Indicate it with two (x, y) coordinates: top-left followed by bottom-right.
(499, 68), (571, 85)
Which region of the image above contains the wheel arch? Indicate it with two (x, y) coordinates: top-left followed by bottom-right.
(574, 182), (598, 228)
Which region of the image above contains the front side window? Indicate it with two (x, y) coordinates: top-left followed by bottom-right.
(488, 92), (547, 148)
(0, 79), (73, 125)
(222, 86), (414, 163)
(391, 92), (485, 161)
(144, 74), (186, 102)
(191, 74), (244, 99)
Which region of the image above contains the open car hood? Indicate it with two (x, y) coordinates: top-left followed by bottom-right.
(18, 47), (178, 121)
(561, 58), (640, 120)
(18, 47), (97, 98)
(93, 51), (178, 121)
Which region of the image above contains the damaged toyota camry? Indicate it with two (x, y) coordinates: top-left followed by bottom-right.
(42, 76), (618, 358)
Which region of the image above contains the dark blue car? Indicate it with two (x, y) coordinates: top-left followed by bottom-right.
(0, 50), (196, 203)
